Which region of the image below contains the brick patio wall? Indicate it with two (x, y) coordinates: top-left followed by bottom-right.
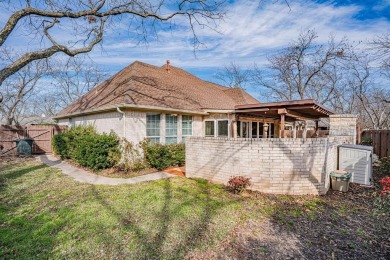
(186, 137), (351, 195)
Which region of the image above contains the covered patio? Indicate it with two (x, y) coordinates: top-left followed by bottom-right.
(233, 99), (334, 138)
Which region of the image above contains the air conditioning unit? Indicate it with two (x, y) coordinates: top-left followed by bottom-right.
(338, 144), (373, 185)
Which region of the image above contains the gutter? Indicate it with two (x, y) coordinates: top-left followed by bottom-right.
(52, 103), (209, 120)
(117, 107), (126, 139)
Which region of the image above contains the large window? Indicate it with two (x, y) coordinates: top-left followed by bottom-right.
(218, 120), (228, 137)
(182, 115), (193, 143)
(205, 121), (215, 137)
(146, 114), (161, 143)
(166, 114), (178, 144)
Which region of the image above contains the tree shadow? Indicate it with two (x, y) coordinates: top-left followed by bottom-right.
(89, 178), (238, 258)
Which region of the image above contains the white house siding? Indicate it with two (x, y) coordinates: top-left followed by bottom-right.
(56, 111), (213, 145)
(57, 112), (124, 137)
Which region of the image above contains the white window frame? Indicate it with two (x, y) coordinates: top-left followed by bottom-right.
(146, 113), (161, 143)
(182, 115), (193, 143)
(165, 114), (178, 144)
(204, 120), (216, 137)
(217, 119), (229, 137)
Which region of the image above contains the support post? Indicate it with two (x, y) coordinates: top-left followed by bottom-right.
(293, 121), (297, 139)
(232, 120), (237, 138)
(280, 113), (286, 138)
(314, 120), (319, 137)
(302, 121), (307, 141)
(263, 123), (269, 138)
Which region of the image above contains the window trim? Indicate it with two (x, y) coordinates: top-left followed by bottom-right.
(182, 115), (193, 142)
(165, 114), (178, 144)
(146, 113), (161, 143)
(204, 120), (216, 137)
(217, 119), (229, 137)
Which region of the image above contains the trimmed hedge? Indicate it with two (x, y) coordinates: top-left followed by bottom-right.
(52, 126), (119, 171)
(142, 141), (185, 170)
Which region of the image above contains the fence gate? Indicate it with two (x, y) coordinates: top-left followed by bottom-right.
(0, 125), (67, 156)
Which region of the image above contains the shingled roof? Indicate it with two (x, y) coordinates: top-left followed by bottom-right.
(55, 61), (259, 118)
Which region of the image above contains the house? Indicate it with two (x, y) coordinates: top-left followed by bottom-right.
(54, 61), (333, 143)
(54, 61), (261, 144)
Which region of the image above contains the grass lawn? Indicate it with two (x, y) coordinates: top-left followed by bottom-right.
(0, 160), (389, 259)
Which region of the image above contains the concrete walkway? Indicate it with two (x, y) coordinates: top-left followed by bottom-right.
(36, 155), (175, 185)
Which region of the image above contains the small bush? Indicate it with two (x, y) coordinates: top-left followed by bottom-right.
(141, 140), (185, 170)
(375, 176), (390, 215)
(379, 157), (390, 175)
(52, 133), (68, 159)
(113, 139), (147, 172)
(227, 176), (251, 193)
(52, 125), (119, 171)
(360, 136), (372, 146)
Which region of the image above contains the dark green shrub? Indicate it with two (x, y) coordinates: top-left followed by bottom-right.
(141, 141), (185, 170)
(52, 125), (120, 171)
(380, 157), (390, 175)
(52, 133), (68, 159)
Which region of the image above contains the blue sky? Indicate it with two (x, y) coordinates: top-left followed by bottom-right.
(1, 0), (390, 100)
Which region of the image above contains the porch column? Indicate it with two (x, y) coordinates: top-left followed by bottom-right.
(302, 121), (307, 141)
(263, 123), (269, 138)
(292, 121), (297, 139)
(314, 120), (319, 137)
(280, 113), (286, 138)
(232, 120), (238, 138)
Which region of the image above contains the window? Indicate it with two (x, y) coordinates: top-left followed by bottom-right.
(146, 113), (160, 143)
(182, 115), (193, 143)
(258, 122), (264, 138)
(166, 114), (178, 144)
(218, 120), (228, 137)
(269, 123), (275, 138)
(205, 121), (215, 137)
(251, 122), (258, 138)
(242, 121), (249, 138)
(237, 121), (241, 137)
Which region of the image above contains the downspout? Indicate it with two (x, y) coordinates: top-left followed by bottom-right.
(117, 107), (126, 139)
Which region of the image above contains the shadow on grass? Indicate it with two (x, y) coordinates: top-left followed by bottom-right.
(90, 178), (233, 258)
(1, 164), (47, 180)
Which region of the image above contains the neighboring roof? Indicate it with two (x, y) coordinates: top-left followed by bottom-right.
(55, 61), (259, 118)
(235, 99), (334, 121)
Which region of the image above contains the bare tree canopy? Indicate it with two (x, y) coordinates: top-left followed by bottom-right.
(252, 29), (351, 103)
(0, 59), (47, 125)
(215, 62), (250, 89)
(0, 0), (225, 86)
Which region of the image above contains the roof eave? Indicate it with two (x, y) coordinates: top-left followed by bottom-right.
(52, 104), (209, 120)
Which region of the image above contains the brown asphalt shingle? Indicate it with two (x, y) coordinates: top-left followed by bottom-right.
(56, 61), (259, 117)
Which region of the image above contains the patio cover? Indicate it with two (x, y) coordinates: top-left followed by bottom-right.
(234, 99), (334, 138)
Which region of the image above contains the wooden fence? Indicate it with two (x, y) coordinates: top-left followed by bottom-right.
(361, 130), (390, 159)
(0, 125), (67, 156)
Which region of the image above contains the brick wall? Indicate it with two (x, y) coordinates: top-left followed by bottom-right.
(186, 137), (352, 195)
(329, 114), (357, 144)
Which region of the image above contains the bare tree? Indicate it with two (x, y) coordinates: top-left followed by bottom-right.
(0, 60), (47, 124)
(215, 62), (250, 89)
(252, 29), (350, 103)
(0, 0), (225, 86)
(50, 57), (107, 108)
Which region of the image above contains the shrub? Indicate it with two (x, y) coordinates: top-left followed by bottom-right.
(375, 176), (390, 215)
(227, 176), (251, 193)
(379, 157), (390, 175)
(113, 139), (147, 172)
(52, 133), (68, 159)
(360, 136), (372, 146)
(141, 140), (185, 170)
(52, 125), (120, 171)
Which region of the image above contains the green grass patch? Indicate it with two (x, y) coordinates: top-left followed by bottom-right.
(0, 161), (243, 259)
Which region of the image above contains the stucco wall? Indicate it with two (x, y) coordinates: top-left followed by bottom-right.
(57, 111), (207, 144)
(186, 137), (350, 195)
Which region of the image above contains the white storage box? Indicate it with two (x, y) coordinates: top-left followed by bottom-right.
(338, 144), (373, 185)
